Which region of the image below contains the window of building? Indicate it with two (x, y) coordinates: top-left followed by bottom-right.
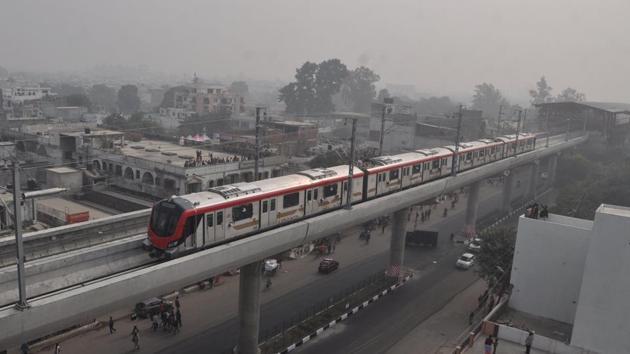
(232, 203), (253, 222)
(412, 164), (422, 174)
(323, 184), (338, 198)
(283, 193), (299, 208)
(135, 170), (140, 179)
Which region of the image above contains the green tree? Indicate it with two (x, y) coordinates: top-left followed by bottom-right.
(117, 84), (141, 114)
(64, 94), (92, 110)
(314, 59), (348, 113)
(346, 66), (380, 113)
(471, 83), (510, 119)
(556, 87), (586, 102)
(377, 88), (391, 102)
(89, 84), (117, 112)
(529, 76), (553, 105)
(476, 227), (516, 285)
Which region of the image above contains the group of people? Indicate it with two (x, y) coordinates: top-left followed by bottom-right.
(525, 203), (549, 219)
(184, 150), (245, 168)
(106, 296), (184, 351)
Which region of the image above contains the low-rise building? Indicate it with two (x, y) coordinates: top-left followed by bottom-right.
(510, 204), (630, 354)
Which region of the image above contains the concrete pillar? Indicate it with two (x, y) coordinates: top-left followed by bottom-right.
(527, 161), (540, 200)
(501, 171), (514, 214)
(464, 181), (481, 238)
(548, 154), (558, 185)
(388, 208), (408, 278)
(237, 261), (263, 354)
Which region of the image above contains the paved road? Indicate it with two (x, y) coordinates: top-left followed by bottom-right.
(156, 182), (525, 354)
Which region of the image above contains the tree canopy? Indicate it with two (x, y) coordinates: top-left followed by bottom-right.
(556, 87), (586, 102)
(117, 84), (141, 114)
(529, 76), (553, 105)
(476, 226), (516, 285)
(63, 94), (92, 111)
(471, 83), (510, 119)
(279, 59), (381, 115)
(89, 84), (117, 112)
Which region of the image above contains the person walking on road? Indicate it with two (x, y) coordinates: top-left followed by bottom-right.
(484, 336), (493, 354)
(131, 326), (140, 350)
(175, 296), (181, 310)
(525, 331), (535, 353)
(54, 343), (61, 354)
(108, 316), (116, 334)
(176, 309), (182, 328)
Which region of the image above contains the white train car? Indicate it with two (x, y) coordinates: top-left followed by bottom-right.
(415, 147), (453, 182)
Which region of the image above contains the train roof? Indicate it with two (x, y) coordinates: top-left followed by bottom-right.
(495, 133), (536, 143)
(443, 140), (492, 153)
(297, 165), (364, 182)
(363, 152), (424, 171)
(415, 147), (453, 158)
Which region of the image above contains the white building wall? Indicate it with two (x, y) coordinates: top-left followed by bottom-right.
(510, 214), (592, 324)
(571, 205), (630, 354)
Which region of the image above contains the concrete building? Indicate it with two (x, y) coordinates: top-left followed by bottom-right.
(1, 85), (54, 121)
(510, 204), (630, 354)
(46, 167), (83, 191)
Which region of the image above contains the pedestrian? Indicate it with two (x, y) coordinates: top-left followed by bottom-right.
(54, 343), (61, 354)
(108, 316), (116, 334)
(266, 277), (272, 290)
(132, 325), (139, 336)
(493, 336), (499, 354)
(131, 331), (139, 350)
(468, 311), (474, 325)
(484, 336), (493, 354)
(525, 331), (534, 354)
(175, 296), (180, 310)
(365, 232), (371, 245)
(20, 343), (29, 354)
(152, 315), (159, 332)
(176, 309), (182, 328)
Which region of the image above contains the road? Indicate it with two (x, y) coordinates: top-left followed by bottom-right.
(156, 178), (528, 354)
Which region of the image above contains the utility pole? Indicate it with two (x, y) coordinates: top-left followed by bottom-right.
(565, 118), (570, 141)
(496, 104), (503, 137)
(451, 105), (464, 177)
(346, 118), (357, 210)
(545, 110), (550, 148)
(12, 161), (28, 309)
(514, 109), (523, 156)
(254, 107), (262, 181)
(582, 111), (588, 135)
(379, 97), (393, 155)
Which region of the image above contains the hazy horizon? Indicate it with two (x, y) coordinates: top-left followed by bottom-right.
(3, 0), (630, 102)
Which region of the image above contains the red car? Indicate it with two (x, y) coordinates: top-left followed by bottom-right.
(318, 258), (339, 274)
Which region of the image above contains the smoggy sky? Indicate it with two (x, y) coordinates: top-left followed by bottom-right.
(3, 0), (630, 102)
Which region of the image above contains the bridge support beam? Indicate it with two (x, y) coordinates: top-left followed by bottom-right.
(527, 161), (540, 200)
(388, 208), (407, 278)
(548, 154), (558, 186)
(464, 181), (481, 238)
(501, 171), (514, 214)
(237, 261), (263, 354)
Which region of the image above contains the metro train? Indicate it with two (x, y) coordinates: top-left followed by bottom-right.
(146, 133), (537, 256)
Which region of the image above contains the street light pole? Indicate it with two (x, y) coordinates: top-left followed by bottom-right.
(451, 105), (463, 177)
(346, 118), (357, 210)
(12, 161), (28, 309)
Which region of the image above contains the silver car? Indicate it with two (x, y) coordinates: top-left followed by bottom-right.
(456, 253), (475, 270)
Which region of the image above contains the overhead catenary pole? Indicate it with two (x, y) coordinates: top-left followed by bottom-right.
(565, 118), (570, 141)
(346, 118), (357, 210)
(254, 107), (261, 181)
(379, 97), (393, 155)
(545, 109), (550, 148)
(451, 105), (464, 177)
(12, 161), (28, 309)
(514, 109), (523, 156)
(496, 104), (503, 137)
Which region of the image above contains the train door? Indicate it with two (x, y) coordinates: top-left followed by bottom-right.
(401, 166), (411, 188)
(410, 163), (423, 186)
(305, 189), (317, 215)
(195, 215), (204, 247)
(268, 198), (277, 225)
(205, 213), (216, 245)
(260, 200), (269, 229)
(215, 210), (225, 241)
(365, 174), (377, 198)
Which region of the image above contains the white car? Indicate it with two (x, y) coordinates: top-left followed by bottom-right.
(456, 253), (475, 270)
(467, 238), (482, 252)
(264, 259), (279, 273)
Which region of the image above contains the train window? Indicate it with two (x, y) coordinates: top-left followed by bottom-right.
(412, 164), (421, 174)
(270, 199), (276, 211)
(307, 190), (312, 201)
(424, 162), (430, 170)
(389, 169), (399, 180)
(217, 211), (223, 225)
(262, 201), (268, 213)
(206, 214), (213, 227)
(150, 201), (182, 237)
(441, 158), (448, 166)
(283, 192), (300, 208)
(323, 184), (338, 198)
(432, 160), (440, 169)
(232, 204), (253, 222)
(314, 189), (318, 200)
(479, 149), (485, 157)
(466, 152), (472, 161)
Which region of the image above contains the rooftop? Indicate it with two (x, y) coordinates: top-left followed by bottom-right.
(115, 139), (243, 167)
(597, 203), (630, 217)
(46, 167), (81, 174)
(536, 101), (630, 114)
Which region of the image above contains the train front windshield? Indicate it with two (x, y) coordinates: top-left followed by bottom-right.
(150, 201), (183, 237)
